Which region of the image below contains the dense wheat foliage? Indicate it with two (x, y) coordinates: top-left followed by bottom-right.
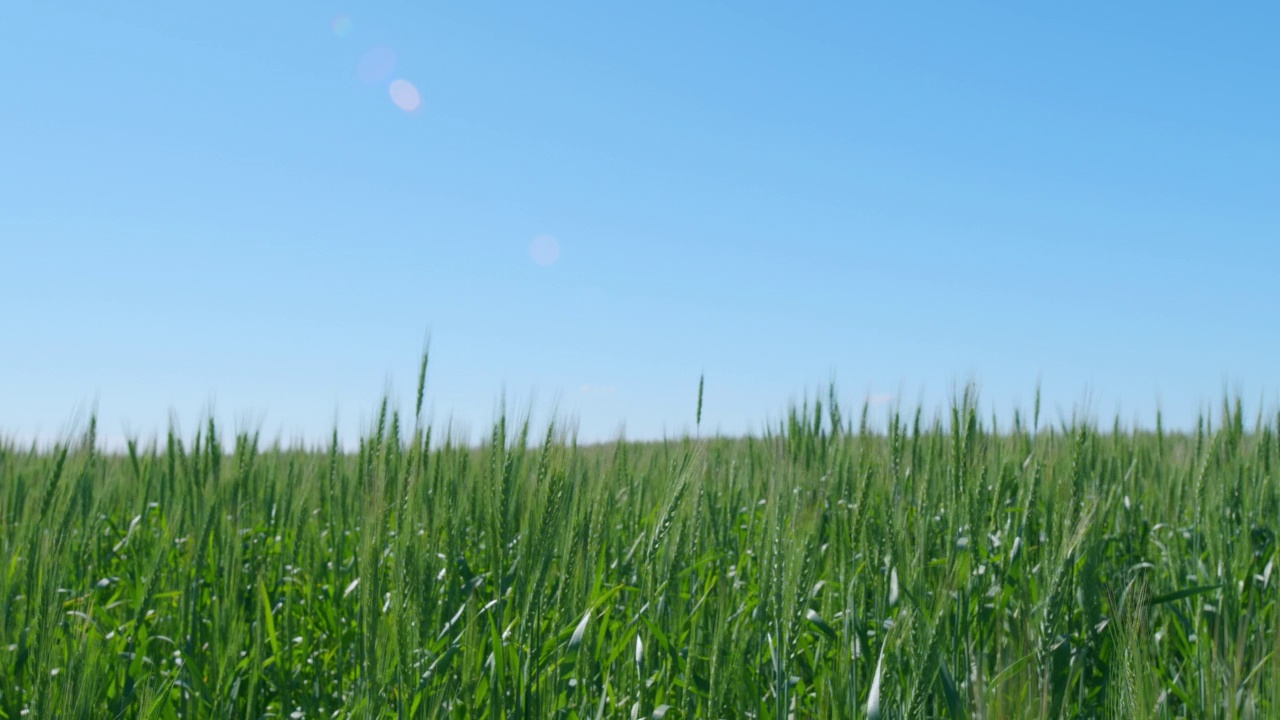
(1, 371), (1277, 718)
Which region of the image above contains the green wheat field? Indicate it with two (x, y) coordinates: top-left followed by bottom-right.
(1, 357), (1277, 719)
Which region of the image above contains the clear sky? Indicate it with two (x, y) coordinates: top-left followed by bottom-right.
(2, 1), (1277, 448)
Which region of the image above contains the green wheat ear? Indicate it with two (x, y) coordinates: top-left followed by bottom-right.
(696, 373), (705, 431)
(414, 341), (430, 424)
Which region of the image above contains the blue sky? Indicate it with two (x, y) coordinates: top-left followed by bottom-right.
(2, 1), (1277, 447)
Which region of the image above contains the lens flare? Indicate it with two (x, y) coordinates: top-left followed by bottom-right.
(357, 46), (396, 84)
(389, 79), (421, 112)
(331, 14), (353, 37)
(530, 235), (560, 266)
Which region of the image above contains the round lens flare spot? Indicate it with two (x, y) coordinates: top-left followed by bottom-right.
(331, 14), (353, 37)
(389, 80), (421, 112)
(357, 46), (396, 84)
(530, 235), (560, 266)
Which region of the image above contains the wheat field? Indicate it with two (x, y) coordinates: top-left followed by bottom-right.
(1, 358), (1276, 718)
